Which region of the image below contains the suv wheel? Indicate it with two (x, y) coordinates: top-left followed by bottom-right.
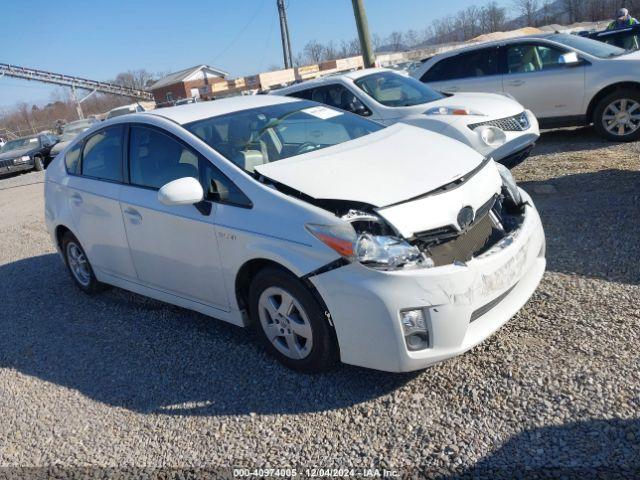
(61, 232), (107, 294)
(249, 267), (338, 373)
(593, 89), (640, 142)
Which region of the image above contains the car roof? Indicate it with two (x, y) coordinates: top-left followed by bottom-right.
(275, 68), (393, 94)
(145, 94), (300, 125)
(428, 32), (557, 58)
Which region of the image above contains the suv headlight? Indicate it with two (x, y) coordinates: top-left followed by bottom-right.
(496, 163), (522, 205)
(306, 224), (433, 270)
(424, 106), (485, 116)
(14, 155), (30, 164)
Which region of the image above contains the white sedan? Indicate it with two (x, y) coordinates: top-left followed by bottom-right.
(45, 95), (546, 373)
(273, 68), (540, 168)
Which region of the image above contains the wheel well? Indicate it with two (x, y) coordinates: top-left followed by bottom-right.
(55, 225), (71, 250)
(235, 259), (294, 313)
(234, 259), (336, 332)
(587, 82), (640, 121)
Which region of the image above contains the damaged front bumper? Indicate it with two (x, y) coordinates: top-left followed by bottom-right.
(309, 190), (546, 372)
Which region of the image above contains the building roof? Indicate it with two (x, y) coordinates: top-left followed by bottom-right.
(149, 65), (229, 90)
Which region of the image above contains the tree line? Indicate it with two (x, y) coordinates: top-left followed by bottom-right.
(292, 0), (640, 65)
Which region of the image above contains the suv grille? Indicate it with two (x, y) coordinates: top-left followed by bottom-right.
(468, 112), (530, 132)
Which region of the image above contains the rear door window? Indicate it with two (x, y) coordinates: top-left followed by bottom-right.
(421, 48), (500, 82)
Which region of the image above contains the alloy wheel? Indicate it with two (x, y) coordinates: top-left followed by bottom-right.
(257, 286), (313, 360)
(602, 98), (640, 137)
(66, 242), (91, 287)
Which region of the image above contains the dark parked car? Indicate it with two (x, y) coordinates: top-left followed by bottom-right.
(579, 25), (640, 51)
(0, 133), (58, 176)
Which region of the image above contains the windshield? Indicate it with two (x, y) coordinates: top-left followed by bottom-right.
(355, 72), (445, 107)
(1, 137), (40, 153)
(550, 33), (627, 57)
(185, 101), (383, 172)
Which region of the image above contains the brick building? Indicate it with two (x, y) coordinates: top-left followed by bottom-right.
(149, 65), (229, 105)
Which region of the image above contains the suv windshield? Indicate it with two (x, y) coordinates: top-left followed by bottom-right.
(550, 33), (627, 57)
(354, 72), (445, 107)
(185, 101), (383, 172)
(1, 137), (40, 152)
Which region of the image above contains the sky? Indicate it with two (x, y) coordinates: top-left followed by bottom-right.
(0, 0), (511, 108)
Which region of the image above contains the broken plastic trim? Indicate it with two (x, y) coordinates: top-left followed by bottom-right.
(302, 258), (350, 279)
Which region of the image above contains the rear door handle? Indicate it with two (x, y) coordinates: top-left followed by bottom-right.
(123, 207), (142, 224)
(446, 85), (460, 92)
(507, 80), (525, 87)
(70, 193), (83, 205)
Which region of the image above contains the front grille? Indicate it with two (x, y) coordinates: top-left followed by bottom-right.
(426, 212), (495, 266)
(0, 158), (15, 169)
(468, 111), (530, 132)
(413, 196), (500, 267)
(470, 283), (517, 323)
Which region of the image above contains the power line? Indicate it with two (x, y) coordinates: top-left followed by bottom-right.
(210, 0), (268, 65)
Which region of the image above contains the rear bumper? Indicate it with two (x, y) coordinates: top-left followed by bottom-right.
(310, 190), (546, 372)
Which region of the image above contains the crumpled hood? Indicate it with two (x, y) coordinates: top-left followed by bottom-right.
(255, 123), (486, 208)
(0, 146), (36, 161)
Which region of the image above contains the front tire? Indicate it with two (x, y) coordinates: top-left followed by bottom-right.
(33, 156), (44, 171)
(593, 89), (640, 142)
(249, 267), (338, 373)
(61, 232), (107, 294)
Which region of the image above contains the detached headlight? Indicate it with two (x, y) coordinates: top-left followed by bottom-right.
(306, 224), (433, 270)
(475, 125), (507, 147)
(424, 106), (485, 116)
(496, 163), (522, 206)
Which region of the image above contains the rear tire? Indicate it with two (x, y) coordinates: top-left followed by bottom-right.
(34, 156), (44, 171)
(61, 232), (108, 294)
(249, 267), (338, 373)
(593, 89), (640, 142)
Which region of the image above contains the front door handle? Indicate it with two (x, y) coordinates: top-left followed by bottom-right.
(70, 193), (83, 205)
(507, 80), (525, 87)
(123, 207), (142, 224)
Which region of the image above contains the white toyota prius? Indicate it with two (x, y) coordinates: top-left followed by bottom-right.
(45, 95), (546, 373)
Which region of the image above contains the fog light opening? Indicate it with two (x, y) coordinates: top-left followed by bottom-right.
(400, 309), (430, 351)
(405, 332), (429, 351)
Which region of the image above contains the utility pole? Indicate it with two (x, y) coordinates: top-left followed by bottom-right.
(277, 0), (293, 69)
(351, 0), (375, 68)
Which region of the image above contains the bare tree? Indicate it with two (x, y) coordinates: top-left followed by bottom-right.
(386, 31), (405, 52)
(513, 0), (540, 26)
(113, 69), (156, 90)
(302, 40), (325, 64)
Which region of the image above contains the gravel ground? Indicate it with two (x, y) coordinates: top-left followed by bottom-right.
(0, 127), (638, 479)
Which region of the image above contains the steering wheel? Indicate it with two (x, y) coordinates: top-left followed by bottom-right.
(296, 142), (319, 155)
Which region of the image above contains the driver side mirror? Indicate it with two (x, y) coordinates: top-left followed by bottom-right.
(559, 52), (580, 66)
(158, 177), (204, 206)
(349, 98), (372, 116)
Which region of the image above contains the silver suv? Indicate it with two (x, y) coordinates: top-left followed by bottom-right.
(413, 33), (640, 141)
